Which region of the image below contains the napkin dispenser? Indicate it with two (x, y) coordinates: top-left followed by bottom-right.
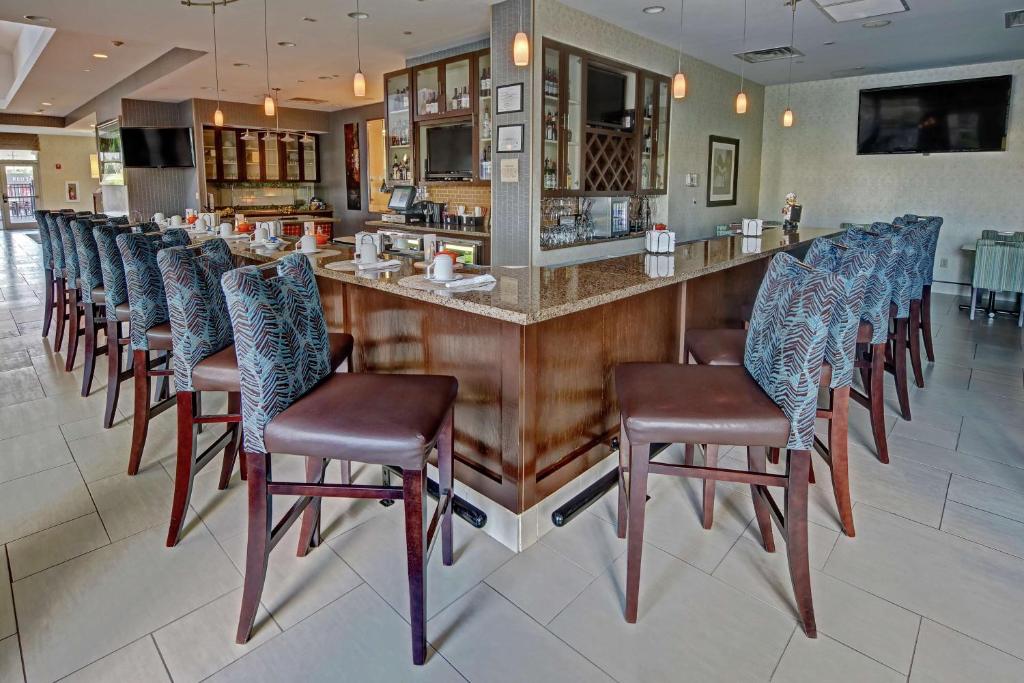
(645, 229), (675, 253)
(742, 218), (764, 236)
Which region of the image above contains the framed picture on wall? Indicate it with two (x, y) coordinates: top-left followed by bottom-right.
(344, 122), (361, 211)
(496, 124), (524, 153)
(706, 135), (739, 207)
(496, 83), (523, 114)
(65, 181), (81, 203)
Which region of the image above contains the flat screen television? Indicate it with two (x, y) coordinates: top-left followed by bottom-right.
(587, 66), (627, 129)
(425, 124), (473, 180)
(857, 75), (1011, 155)
(121, 126), (195, 168)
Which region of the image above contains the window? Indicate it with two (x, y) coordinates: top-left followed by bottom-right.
(0, 150), (39, 161)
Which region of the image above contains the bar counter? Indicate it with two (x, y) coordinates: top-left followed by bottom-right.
(228, 226), (839, 543)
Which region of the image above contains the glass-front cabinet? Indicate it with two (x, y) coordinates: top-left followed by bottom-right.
(220, 129), (239, 181)
(414, 65), (441, 119)
(203, 126), (320, 183)
(413, 56), (476, 122)
(445, 58), (472, 115)
(541, 43), (584, 193)
(261, 134), (280, 181)
(653, 78), (670, 192)
(203, 128), (217, 181)
(638, 73), (670, 193)
(301, 136), (318, 181)
(565, 53), (583, 191)
(477, 52), (492, 181)
(283, 136), (301, 181)
(385, 69), (414, 185)
(244, 134), (260, 180)
(542, 45), (560, 191)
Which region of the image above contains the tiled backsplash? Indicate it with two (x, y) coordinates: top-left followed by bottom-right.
(211, 183), (315, 209)
(420, 182), (492, 225)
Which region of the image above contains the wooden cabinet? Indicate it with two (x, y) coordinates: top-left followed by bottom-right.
(203, 128), (217, 181)
(477, 52), (492, 181)
(283, 136), (301, 181)
(243, 133), (260, 180)
(638, 73), (670, 193)
(203, 126), (320, 183)
(300, 135), (319, 182)
(413, 56), (473, 122)
(542, 44), (584, 192)
(385, 69), (415, 185)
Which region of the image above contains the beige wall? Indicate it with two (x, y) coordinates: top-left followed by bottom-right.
(533, 0), (766, 265)
(37, 134), (99, 211)
(758, 59), (1024, 289)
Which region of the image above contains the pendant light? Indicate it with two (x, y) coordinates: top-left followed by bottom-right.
(513, 1), (529, 67)
(672, 0), (687, 99)
(782, 0), (797, 127)
(210, 4), (225, 125)
(300, 131), (313, 143)
(240, 129), (255, 140)
(262, 0), (275, 116)
(353, 0), (366, 96)
(735, 0), (748, 114)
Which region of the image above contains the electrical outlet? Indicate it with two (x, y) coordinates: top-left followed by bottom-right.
(939, 257), (948, 268)
(692, 199), (698, 206)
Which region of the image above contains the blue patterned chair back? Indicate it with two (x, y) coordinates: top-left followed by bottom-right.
(135, 221), (160, 234)
(221, 253), (332, 454)
(871, 222), (918, 316)
(72, 219), (105, 304)
(743, 253), (843, 451)
(804, 238), (876, 389)
(157, 240), (235, 392)
(93, 224), (131, 309)
(34, 210), (54, 270)
(56, 214), (81, 283)
(835, 229), (899, 345)
(161, 228), (192, 247)
(116, 232), (170, 350)
(109, 216), (130, 226)
(45, 214), (66, 274)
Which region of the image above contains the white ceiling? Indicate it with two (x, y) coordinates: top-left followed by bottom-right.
(0, 0), (495, 117)
(560, 0), (1024, 85)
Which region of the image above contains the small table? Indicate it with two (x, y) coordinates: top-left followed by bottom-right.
(960, 238), (1021, 319)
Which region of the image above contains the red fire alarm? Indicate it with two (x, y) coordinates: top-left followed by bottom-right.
(55, 163), (62, 170)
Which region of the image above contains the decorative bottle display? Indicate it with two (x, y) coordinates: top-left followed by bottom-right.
(543, 158), (557, 189)
(419, 87), (439, 115)
(480, 144), (492, 181)
(391, 154), (412, 182)
(481, 109), (492, 140)
(388, 85), (410, 112)
(544, 67), (559, 96)
(544, 113), (559, 142)
(479, 67), (491, 97)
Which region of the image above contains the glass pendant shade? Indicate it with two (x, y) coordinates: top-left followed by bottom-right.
(264, 95), (275, 116)
(735, 91), (747, 114)
(513, 31), (529, 66)
(783, 108), (794, 127)
(353, 70), (366, 97)
(214, 108), (224, 126)
(673, 72), (687, 99)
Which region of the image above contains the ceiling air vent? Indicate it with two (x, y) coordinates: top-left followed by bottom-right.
(287, 96), (329, 105)
(735, 46), (805, 64)
(1006, 9), (1024, 29)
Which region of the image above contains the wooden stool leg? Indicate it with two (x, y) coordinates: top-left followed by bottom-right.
(702, 443), (719, 529)
(403, 466), (428, 665)
(616, 417), (629, 539)
(81, 303), (98, 397)
(42, 269), (54, 338)
(909, 301), (925, 389)
(829, 387), (855, 537)
(296, 456), (327, 557)
(127, 349), (151, 476)
(921, 285), (935, 362)
(236, 451), (272, 644)
(339, 461), (352, 485)
(683, 443), (694, 466)
(768, 447), (780, 465)
(624, 440), (650, 624)
(747, 446), (776, 552)
(218, 392), (242, 490)
(54, 278), (66, 352)
(65, 287), (80, 371)
(103, 319), (122, 429)
(167, 392), (198, 547)
(893, 318), (912, 421)
(869, 343), (890, 464)
(438, 407), (455, 567)
(786, 449), (817, 638)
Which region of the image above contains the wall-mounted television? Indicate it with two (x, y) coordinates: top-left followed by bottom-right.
(121, 126), (195, 168)
(587, 65), (628, 129)
(424, 123), (473, 180)
(857, 75), (1011, 155)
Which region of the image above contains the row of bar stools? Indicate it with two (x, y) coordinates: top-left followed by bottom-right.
(221, 253), (458, 664)
(155, 240), (354, 547)
(615, 253), (846, 636)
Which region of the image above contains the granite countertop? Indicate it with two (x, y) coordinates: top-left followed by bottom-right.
(226, 226), (840, 325)
(364, 220), (491, 240)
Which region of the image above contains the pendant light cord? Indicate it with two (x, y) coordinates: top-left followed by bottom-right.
(211, 5), (221, 109)
(263, 0), (271, 94)
(678, 0), (684, 73)
(356, 0), (361, 72)
(739, 0), (747, 92)
(787, 0), (796, 106)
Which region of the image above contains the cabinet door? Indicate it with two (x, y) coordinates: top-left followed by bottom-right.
(386, 70), (414, 185)
(639, 76), (655, 191)
(444, 58), (472, 116)
(261, 134), (280, 181)
(221, 129), (239, 181)
(243, 134), (260, 181)
(300, 135), (318, 182)
(477, 52), (492, 181)
(541, 44), (561, 192)
(203, 128), (218, 181)
(414, 65), (441, 119)
(653, 78), (670, 193)
(564, 52), (583, 190)
(284, 137), (301, 181)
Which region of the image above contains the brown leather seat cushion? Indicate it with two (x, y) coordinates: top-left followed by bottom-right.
(145, 323), (174, 351)
(686, 329), (745, 366)
(114, 303), (131, 322)
(615, 363), (790, 448)
(190, 332), (354, 393)
(90, 287), (106, 305)
(264, 372), (458, 468)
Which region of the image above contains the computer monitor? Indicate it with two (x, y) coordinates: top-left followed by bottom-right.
(388, 186), (417, 213)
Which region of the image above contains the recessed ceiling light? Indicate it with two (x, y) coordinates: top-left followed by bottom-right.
(642, 6), (666, 14)
(302, 16), (317, 22)
(233, 62), (249, 67)
(92, 53), (108, 59)
(403, 31), (413, 35)
(277, 41), (296, 47)
(41, 101), (52, 106)
(83, 68), (91, 72)
(823, 40), (836, 45)
(347, 11), (369, 19)
(23, 15), (51, 23)
(862, 19), (891, 28)
(111, 40), (124, 47)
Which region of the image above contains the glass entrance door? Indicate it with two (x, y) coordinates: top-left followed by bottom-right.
(1, 162), (39, 229)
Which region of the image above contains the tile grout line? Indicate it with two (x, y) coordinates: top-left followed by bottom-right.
(5, 546), (28, 683)
(150, 633), (174, 682)
(906, 616), (923, 681)
(937, 473), (953, 530)
(768, 626), (797, 681)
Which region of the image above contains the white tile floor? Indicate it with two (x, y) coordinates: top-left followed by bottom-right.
(1, 228), (1024, 682)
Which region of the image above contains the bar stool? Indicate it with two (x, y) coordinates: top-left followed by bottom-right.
(901, 215), (943, 363)
(683, 238), (875, 536)
(71, 218), (113, 397)
(33, 210), (59, 340)
(56, 213), (90, 372)
(157, 240), (355, 546)
(615, 253), (842, 636)
(874, 221), (923, 410)
(221, 254), (457, 664)
(93, 224), (134, 428)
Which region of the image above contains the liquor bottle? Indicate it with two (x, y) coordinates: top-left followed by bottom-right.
(392, 155), (401, 181)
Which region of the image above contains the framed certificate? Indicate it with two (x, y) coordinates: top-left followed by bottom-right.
(496, 83), (524, 114)
(496, 124), (524, 153)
